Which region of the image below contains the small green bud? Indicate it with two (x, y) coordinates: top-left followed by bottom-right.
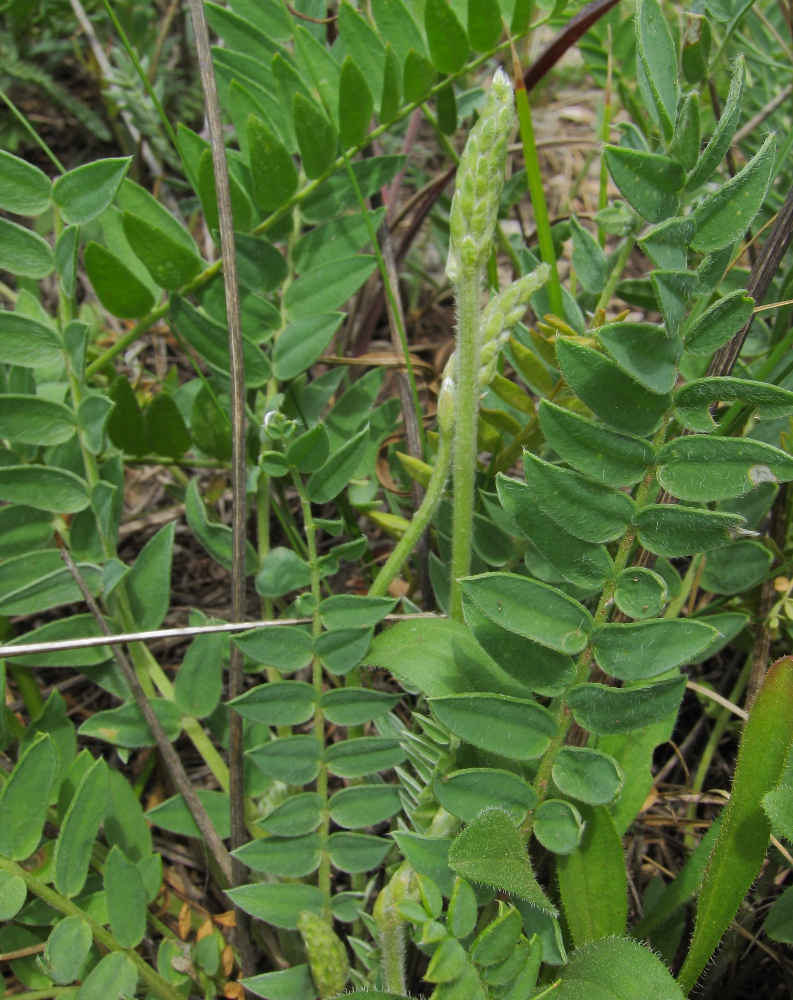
(446, 68), (516, 284)
(438, 358), (456, 438)
(262, 409), (297, 441)
(297, 909), (349, 999)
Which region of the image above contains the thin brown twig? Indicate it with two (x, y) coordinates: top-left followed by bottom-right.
(59, 550), (234, 887)
(184, 0), (252, 971)
(285, 2), (336, 23)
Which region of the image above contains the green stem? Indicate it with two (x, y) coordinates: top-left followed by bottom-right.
(595, 237), (636, 314)
(514, 81), (563, 318)
(0, 90), (65, 172)
(369, 431), (453, 598)
(9, 663), (44, 717)
(0, 854), (184, 1000)
(450, 271), (484, 621)
(663, 554), (705, 620)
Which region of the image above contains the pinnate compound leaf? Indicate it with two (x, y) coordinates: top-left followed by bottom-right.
(570, 216), (608, 294)
(633, 505), (745, 557)
(233, 624), (314, 672)
(84, 241), (155, 318)
(596, 322), (680, 394)
(538, 401), (654, 486)
(171, 294), (270, 387)
(534, 799), (584, 854)
(592, 619), (716, 680)
(555, 936), (685, 999)
(656, 435), (793, 501)
(403, 48), (437, 103)
(122, 211), (202, 290)
(293, 92), (336, 180)
(603, 146), (683, 223)
(429, 693), (557, 761)
(686, 58), (745, 191)
(53, 157), (130, 224)
(567, 675), (687, 735)
(449, 808), (557, 912)
(229, 680), (316, 726)
(0, 871), (26, 921)
(75, 951), (137, 1000)
(0, 733), (56, 859)
(0, 217), (55, 279)
(700, 540), (773, 596)
(228, 884), (325, 930)
(556, 804), (627, 945)
(635, 0), (679, 143)
(284, 256), (377, 320)
(613, 567), (668, 619)
(185, 478), (257, 574)
(0, 312), (61, 367)
(105, 845), (147, 948)
(339, 56), (374, 148)
(247, 114), (298, 212)
(248, 735), (321, 785)
(523, 452), (635, 543)
(425, 0), (469, 74)
(679, 658), (793, 993)
(380, 44), (402, 124)
(684, 289), (753, 355)
(461, 572), (593, 654)
(306, 425), (370, 503)
(638, 216), (696, 270)
(233, 833), (321, 878)
(54, 758), (108, 897)
(674, 377), (793, 433)
(241, 964), (320, 1000)
(146, 788), (229, 840)
(434, 769), (537, 825)
(467, 0), (502, 52)
(556, 339), (670, 436)
(553, 748), (624, 806)
(42, 916), (92, 984)
(0, 149), (51, 215)
(0, 466), (89, 513)
(0, 395), (76, 446)
(325, 736), (406, 778)
(691, 134), (776, 252)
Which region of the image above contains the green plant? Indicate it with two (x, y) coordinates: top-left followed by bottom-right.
(1, 0), (793, 997)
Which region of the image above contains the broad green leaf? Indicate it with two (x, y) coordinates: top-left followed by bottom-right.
(227, 883), (325, 929)
(247, 114), (298, 211)
(0, 395), (75, 446)
(381, 44), (402, 124)
(538, 401), (653, 487)
(603, 146), (683, 223)
(684, 289), (753, 355)
(614, 567), (668, 620)
(327, 831), (391, 872)
(635, 0), (678, 143)
(126, 521), (175, 631)
(0, 871), (26, 921)
(0, 150), (51, 215)
(301, 154), (406, 224)
(242, 965), (319, 1000)
(0, 466), (89, 513)
(366, 615), (538, 698)
(534, 798), (584, 854)
(321, 687), (400, 725)
(592, 619), (716, 680)
(106, 375), (146, 456)
(668, 92), (700, 171)
(78, 698), (182, 748)
(293, 92), (336, 180)
(329, 785), (402, 829)
(84, 241), (155, 318)
(339, 56), (374, 148)
(429, 693), (557, 760)
(105, 766), (152, 862)
(463, 597), (575, 696)
(657, 435), (793, 501)
(687, 58), (745, 190)
(0, 312), (61, 367)
(284, 256), (376, 320)
(173, 631), (224, 718)
(235, 234), (288, 295)
(75, 951), (137, 1000)
(495, 475), (612, 590)
(229, 680), (316, 726)
(700, 539), (772, 595)
(570, 216), (607, 294)
(425, 0), (469, 73)
(171, 294), (270, 387)
(674, 377), (793, 433)
(0, 217), (55, 278)
(556, 804), (627, 945)
(53, 157), (130, 224)
(391, 832), (455, 896)
(233, 624), (314, 673)
(596, 322), (679, 394)
(687, 611), (750, 664)
(696, 242), (735, 297)
(116, 177), (200, 253)
(523, 453), (635, 543)
(122, 211), (202, 290)
(0, 505), (53, 560)
(185, 479), (257, 575)
(255, 547), (311, 598)
(204, 1), (285, 62)
(0, 733), (56, 859)
(286, 424), (330, 473)
(41, 916), (92, 984)
(234, 833), (322, 878)
(426, 937), (468, 983)
(447, 877), (478, 938)
(293, 26), (342, 124)
(371, 0), (427, 63)
(403, 48), (438, 103)
(638, 216), (695, 270)
(651, 269), (697, 337)
(679, 658), (793, 993)
(338, 1), (386, 105)
(261, 793), (323, 836)
(144, 392), (191, 459)
(468, 0), (502, 51)
(306, 425), (370, 503)
(319, 594), (397, 629)
(553, 747), (624, 806)
(434, 768), (536, 824)
(461, 572), (593, 654)
(448, 808), (556, 911)
(249, 734), (321, 784)
(555, 936), (684, 999)
(556, 339), (670, 436)
(470, 905), (523, 967)
(104, 845), (147, 948)
(567, 675), (687, 735)
(682, 11), (712, 84)
(765, 884), (793, 944)
(54, 758), (108, 897)
(325, 737), (406, 778)
(691, 135), (775, 252)
(633, 505), (745, 557)
(146, 788), (230, 839)
(292, 209), (383, 273)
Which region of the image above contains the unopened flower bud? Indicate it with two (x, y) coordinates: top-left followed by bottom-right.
(446, 68), (516, 284)
(297, 910), (349, 999)
(262, 410), (296, 441)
